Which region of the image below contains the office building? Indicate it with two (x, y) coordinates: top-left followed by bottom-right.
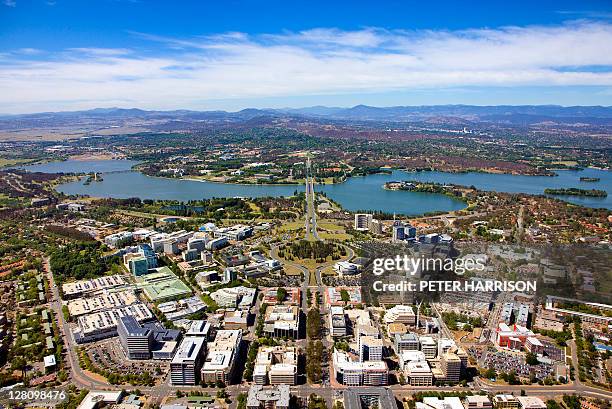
(333, 349), (388, 386)
(186, 320), (211, 338)
(330, 306), (347, 337)
(394, 333), (419, 353)
(62, 275), (127, 299)
(343, 388), (398, 409)
(398, 350), (426, 369)
(440, 352), (462, 383)
(104, 231), (133, 248)
(263, 305), (300, 339)
(369, 219), (383, 235)
(170, 337), (207, 385)
(117, 315), (153, 359)
(354, 214), (373, 231)
(246, 385), (290, 409)
(405, 360), (433, 386)
(464, 396), (493, 409)
(334, 261), (360, 276)
(384, 305), (416, 326)
(206, 237), (229, 251)
(359, 336), (383, 362)
(211, 286), (256, 309)
(73, 303), (154, 344)
(419, 336), (437, 359)
(417, 397), (464, 409)
(126, 255), (149, 276)
(188, 237), (208, 253)
(253, 346), (297, 385)
(516, 397), (546, 409)
(214, 225), (253, 241)
(495, 323), (535, 349)
(492, 395), (520, 409)
(201, 329), (242, 384)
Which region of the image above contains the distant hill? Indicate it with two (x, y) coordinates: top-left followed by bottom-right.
(2, 104), (612, 129)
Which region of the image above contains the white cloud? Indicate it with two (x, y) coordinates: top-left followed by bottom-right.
(1, 22), (612, 113)
(3, 0), (16, 7)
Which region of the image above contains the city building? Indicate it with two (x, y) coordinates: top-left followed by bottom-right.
(261, 287), (301, 305)
(104, 231), (133, 248)
(394, 333), (420, 353)
(214, 225), (253, 241)
(439, 352), (462, 383)
(263, 305), (300, 339)
(66, 290), (138, 317)
(359, 336), (383, 362)
(398, 350), (427, 369)
(525, 337), (544, 354)
(125, 254), (149, 276)
(354, 214), (373, 231)
(253, 346), (297, 385)
(464, 396), (493, 409)
(117, 315), (153, 359)
(224, 310), (249, 330)
(417, 397), (463, 409)
(325, 287), (362, 306)
(186, 320), (211, 339)
(330, 306), (347, 337)
(170, 337), (207, 385)
(206, 237), (229, 251)
(495, 323), (535, 349)
(201, 329), (242, 384)
(334, 261), (360, 276)
(516, 397), (546, 409)
(343, 388), (398, 409)
(210, 286), (256, 309)
(404, 360), (433, 386)
(62, 275), (127, 299)
(135, 267), (192, 302)
(384, 305), (416, 326)
(73, 303), (154, 344)
(492, 395), (520, 409)
(419, 336), (437, 359)
(246, 385), (290, 409)
(333, 349), (388, 386)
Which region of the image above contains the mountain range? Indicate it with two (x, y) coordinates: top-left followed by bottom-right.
(2, 104), (612, 129)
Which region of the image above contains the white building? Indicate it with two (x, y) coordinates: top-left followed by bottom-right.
(170, 337), (207, 385)
(201, 329), (242, 384)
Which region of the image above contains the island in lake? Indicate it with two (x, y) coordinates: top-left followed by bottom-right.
(580, 177), (600, 182)
(544, 188), (607, 197)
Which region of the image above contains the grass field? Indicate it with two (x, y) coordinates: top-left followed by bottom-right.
(277, 220), (305, 231)
(283, 264), (304, 276)
(0, 158), (33, 168)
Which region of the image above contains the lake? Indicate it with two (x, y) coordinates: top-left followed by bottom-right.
(21, 160), (612, 213)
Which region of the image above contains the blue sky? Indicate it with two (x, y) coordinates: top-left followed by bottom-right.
(1, 0), (612, 113)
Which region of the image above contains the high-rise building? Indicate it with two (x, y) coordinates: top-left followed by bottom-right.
(354, 214), (373, 231)
(440, 352), (462, 383)
(419, 336), (437, 359)
(201, 329), (242, 384)
(170, 337), (207, 385)
(359, 336), (383, 362)
(127, 256), (149, 277)
(117, 315), (153, 359)
(405, 360), (433, 386)
(394, 333), (419, 353)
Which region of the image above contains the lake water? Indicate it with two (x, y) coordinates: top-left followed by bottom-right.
(21, 159), (612, 213)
